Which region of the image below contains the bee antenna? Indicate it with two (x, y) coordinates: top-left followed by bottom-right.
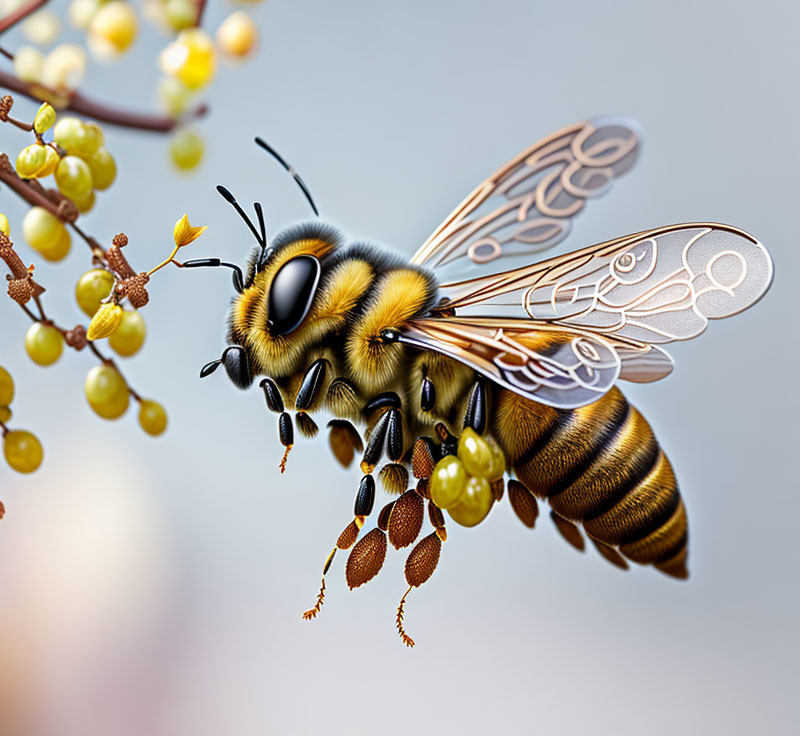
(253, 201), (267, 248)
(254, 137), (319, 217)
(216, 185), (267, 248)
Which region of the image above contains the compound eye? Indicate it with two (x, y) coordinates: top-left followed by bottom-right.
(267, 255), (321, 336)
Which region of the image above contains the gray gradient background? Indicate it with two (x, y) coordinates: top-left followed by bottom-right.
(0, 1), (798, 734)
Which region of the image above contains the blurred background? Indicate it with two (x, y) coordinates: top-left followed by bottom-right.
(1, 1), (798, 734)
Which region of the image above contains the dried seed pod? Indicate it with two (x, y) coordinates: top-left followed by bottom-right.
(405, 533), (442, 587)
(121, 273), (150, 308)
(360, 409), (391, 473)
(416, 478), (431, 500)
(379, 462), (409, 494)
(491, 478), (505, 502)
(354, 474), (376, 517)
(428, 501), (446, 530)
(508, 480), (539, 528)
(327, 419), (362, 468)
(591, 538), (629, 570)
(64, 325), (87, 350)
(345, 528), (387, 589)
(551, 511), (585, 551)
(337, 520), (361, 550)
(295, 411), (318, 438)
(387, 490), (425, 549)
(295, 358), (328, 411)
(6, 276), (33, 305)
(377, 501), (394, 531)
(260, 378), (284, 413)
(412, 437), (437, 479)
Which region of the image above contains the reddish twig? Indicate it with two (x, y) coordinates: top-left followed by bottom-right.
(194, 0), (209, 26)
(0, 69), (208, 133)
(0, 0), (50, 35)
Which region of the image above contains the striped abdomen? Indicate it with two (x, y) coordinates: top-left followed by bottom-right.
(492, 386), (688, 579)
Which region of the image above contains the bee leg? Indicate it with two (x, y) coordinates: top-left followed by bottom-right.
(550, 510), (586, 551)
(359, 405), (393, 474)
(294, 359), (328, 439)
(463, 377), (487, 434)
(278, 412), (294, 473)
(259, 377), (284, 413)
(379, 408), (409, 493)
(302, 474), (376, 620)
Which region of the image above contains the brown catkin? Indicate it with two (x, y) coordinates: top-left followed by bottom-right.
(405, 533), (442, 587)
(507, 480), (539, 528)
(345, 528), (387, 589)
(412, 438), (435, 479)
(336, 520), (360, 550)
(387, 490), (425, 549)
(377, 501), (394, 531)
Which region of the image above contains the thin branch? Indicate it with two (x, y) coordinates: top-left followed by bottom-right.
(0, 69), (208, 133)
(0, 0), (50, 35)
(194, 0), (209, 26)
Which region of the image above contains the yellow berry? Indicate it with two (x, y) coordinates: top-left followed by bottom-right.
(216, 10), (258, 58)
(160, 28), (217, 90)
(0, 366), (14, 406)
(74, 190), (95, 214)
(41, 43), (88, 92)
(156, 75), (194, 116)
(37, 225), (71, 262)
(37, 145), (60, 178)
(75, 268), (114, 316)
(108, 310), (146, 357)
(88, 0), (138, 56)
(138, 399), (167, 436)
(3, 430), (44, 473)
(86, 147), (116, 190)
(447, 476), (494, 527)
(33, 102), (57, 134)
(22, 206), (66, 255)
(87, 302), (123, 340)
(430, 455), (468, 510)
(55, 155), (93, 201)
(485, 435), (506, 482)
(21, 9), (61, 45)
(169, 128), (204, 170)
(164, 0), (196, 31)
(0, 406), (11, 424)
(69, 0), (104, 29)
(84, 364), (129, 419)
(16, 143), (48, 178)
(0, 213), (9, 236)
(457, 427), (493, 478)
(54, 116), (101, 158)
(13, 45), (44, 82)
(25, 323), (64, 366)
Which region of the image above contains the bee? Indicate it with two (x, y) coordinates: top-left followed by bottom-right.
(187, 118), (773, 646)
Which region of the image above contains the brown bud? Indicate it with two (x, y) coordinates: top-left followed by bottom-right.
(507, 480), (539, 528)
(336, 519), (360, 550)
(345, 528), (387, 589)
(387, 490), (424, 549)
(550, 511), (585, 551)
(112, 233), (128, 248)
(415, 478), (430, 500)
(106, 244), (135, 279)
(57, 199), (78, 223)
(405, 533), (442, 587)
(327, 419), (363, 468)
(0, 499), (5, 519)
(0, 95), (12, 122)
(591, 538), (629, 571)
(121, 273), (150, 309)
(64, 325), (87, 350)
(377, 501), (394, 532)
(379, 462), (408, 494)
(491, 478), (505, 502)
(427, 501), (445, 530)
(411, 437), (436, 479)
(0, 153), (12, 173)
(7, 277), (33, 305)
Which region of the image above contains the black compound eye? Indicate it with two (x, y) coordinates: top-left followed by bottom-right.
(267, 255), (321, 336)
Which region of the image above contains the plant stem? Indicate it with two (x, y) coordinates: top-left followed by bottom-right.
(0, 0), (51, 35)
(0, 69), (208, 133)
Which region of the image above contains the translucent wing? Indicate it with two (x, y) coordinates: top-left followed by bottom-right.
(410, 116), (641, 278)
(398, 319), (623, 409)
(399, 224), (772, 409)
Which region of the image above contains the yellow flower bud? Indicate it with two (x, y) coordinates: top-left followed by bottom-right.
(87, 302), (123, 340)
(33, 102), (56, 134)
(173, 213), (207, 247)
(0, 213), (9, 236)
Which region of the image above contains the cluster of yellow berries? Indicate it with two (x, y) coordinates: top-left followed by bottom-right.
(430, 428), (506, 527)
(16, 106), (116, 261)
(0, 365), (43, 474)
